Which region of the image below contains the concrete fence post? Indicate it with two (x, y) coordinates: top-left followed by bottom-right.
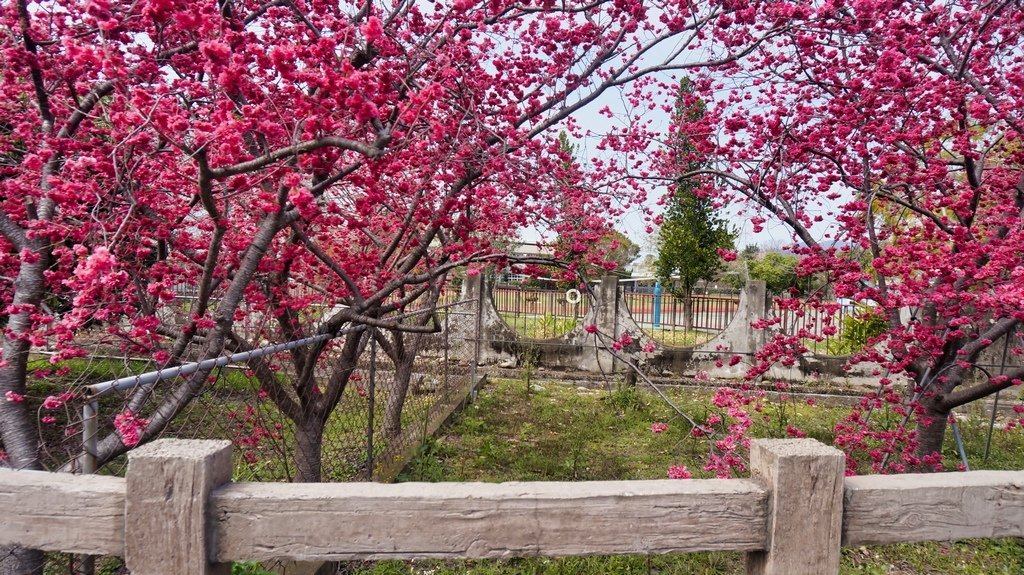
(125, 439), (233, 575)
(743, 280), (769, 354)
(595, 274), (620, 372)
(746, 438), (845, 575)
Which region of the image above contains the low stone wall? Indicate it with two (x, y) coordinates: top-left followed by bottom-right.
(458, 275), (895, 385)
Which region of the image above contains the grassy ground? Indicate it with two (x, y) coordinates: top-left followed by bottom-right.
(645, 328), (715, 348)
(498, 313), (715, 348)
(349, 378), (1024, 575)
(501, 314), (579, 339)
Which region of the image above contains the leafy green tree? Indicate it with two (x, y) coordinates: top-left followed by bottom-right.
(655, 79), (735, 328)
(600, 230), (641, 277)
(746, 252), (800, 294)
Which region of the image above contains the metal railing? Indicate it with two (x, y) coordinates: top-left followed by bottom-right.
(492, 286), (589, 339)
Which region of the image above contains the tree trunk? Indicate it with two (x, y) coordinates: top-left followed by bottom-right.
(681, 289), (694, 331)
(0, 387), (42, 574)
(0, 247), (48, 575)
(0, 371), (38, 471)
(294, 418), (326, 482)
(911, 401), (949, 472)
(0, 422), (43, 573)
(0, 546), (44, 575)
(383, 337), (419, 439)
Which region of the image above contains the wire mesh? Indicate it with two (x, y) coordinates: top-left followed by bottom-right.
(17, 290), (479, 485)
(154, 304), (479, 483)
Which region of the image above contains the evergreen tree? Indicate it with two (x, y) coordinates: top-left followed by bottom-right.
(655, 79), (735, 329)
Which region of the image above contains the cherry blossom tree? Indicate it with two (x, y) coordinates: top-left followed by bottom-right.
(677, 0), (1024, 472)
(1, 6), (798, 551)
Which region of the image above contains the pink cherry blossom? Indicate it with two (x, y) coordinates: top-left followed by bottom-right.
(42, 392), (74, 410)
(113, 411), (148, 448)
(667, 465), (691, 479)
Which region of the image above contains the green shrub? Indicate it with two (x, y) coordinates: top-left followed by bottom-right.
(827, 307), (887, 355)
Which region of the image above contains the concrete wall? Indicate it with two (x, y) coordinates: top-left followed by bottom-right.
(458, 275), (910, 385)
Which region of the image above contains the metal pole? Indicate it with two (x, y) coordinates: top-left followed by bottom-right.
(470, 290), (483, 402)
(653, 281), (662, 328)
(984, 335), (1011, 463)
(82, 400), (98, 475)
(442, 306), (450, 393)
(951, 417), (970, 471)
(87, 332), (339, 397)
(78, 402), (99, 573)
(366, 333), (377, 481)
(984, 391), (1000, 463)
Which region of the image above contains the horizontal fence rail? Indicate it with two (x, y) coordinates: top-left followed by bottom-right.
(622, 292), (739, 333)
(211, 478), (768, 561)
(2, 438), (1023, 575)
(842, 471), (1024, 545)
(0, 470), (125, 556)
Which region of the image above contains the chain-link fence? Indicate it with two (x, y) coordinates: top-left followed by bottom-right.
(166, 303), (479, 483)
(24, 294), (480, 485)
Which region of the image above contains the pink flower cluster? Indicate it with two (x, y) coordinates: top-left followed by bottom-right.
(667, 465), (691, 479)
(702, 387), (758, 477)
(650, 422), (668, 433)
(611, 331), (634, 351)
(114, 410), (149, 448)
(42, 391), (75, 410)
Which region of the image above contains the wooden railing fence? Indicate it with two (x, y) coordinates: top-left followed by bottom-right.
(1, 438), (1021, 575)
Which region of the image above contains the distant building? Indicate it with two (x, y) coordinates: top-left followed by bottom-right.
(499, 241), (554, 284)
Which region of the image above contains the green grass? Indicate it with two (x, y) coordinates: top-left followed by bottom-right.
(501, 313), (578, 339)
(647, 328), (716, 348)
(379, 378), (1024, 574)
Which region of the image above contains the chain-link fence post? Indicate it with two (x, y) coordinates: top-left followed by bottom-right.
(470, 289), (484, 402)
(366, 332), (377, 481)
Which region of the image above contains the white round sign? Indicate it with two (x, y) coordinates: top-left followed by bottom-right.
(565, 288), (582, 304)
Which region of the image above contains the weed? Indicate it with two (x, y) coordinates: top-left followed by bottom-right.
(396, 438), (449, 482)
(606, 385), (646, 413)
(232, 561), (275, 575)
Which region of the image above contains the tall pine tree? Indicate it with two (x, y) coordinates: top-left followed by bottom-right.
(655, 79), (735, 329)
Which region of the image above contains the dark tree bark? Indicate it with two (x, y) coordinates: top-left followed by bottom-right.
(293, 417), (326, 483)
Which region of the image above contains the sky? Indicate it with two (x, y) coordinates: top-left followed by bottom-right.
(533, 85), (794, 256)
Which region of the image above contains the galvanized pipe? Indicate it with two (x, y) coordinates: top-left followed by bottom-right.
(81, 400), (98, 475)
(86, 332), (340, 398)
